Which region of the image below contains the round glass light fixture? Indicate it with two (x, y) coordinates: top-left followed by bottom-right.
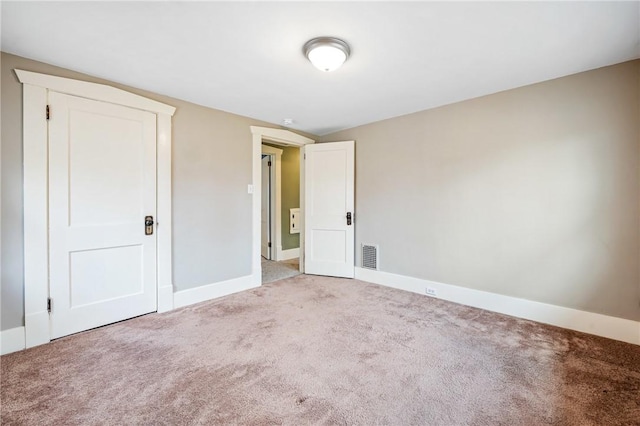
(303, 37), (351, 72)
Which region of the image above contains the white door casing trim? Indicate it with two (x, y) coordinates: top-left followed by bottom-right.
(252, 126), (314, 147)
(18, 70), (176, 349)
(261, 145), (283, 261)
(250, 126), (314, 284)
(15, 70), (175, 115)
(355, 267), (640, 346)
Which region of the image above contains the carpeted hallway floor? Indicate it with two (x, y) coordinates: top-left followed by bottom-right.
(2, 275), (639, 425)
(261, 257), (301, 284)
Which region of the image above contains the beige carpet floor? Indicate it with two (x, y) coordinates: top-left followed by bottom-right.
(2, 275), (639, 425)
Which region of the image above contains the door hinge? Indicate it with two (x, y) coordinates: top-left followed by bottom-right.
(268, 161), (272, 167)
(47, 297), (52, 313)
(46, 105), (50, 120)
(268, 242), (272, 248)
(304, 153), (306, 160)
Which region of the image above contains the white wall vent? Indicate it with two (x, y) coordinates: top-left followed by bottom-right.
(361, 244), (379, 270)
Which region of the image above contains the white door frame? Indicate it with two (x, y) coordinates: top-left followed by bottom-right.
(261, 145), (283, 260)
(250, 126), (314, 285)
(17, 70), (176, 348)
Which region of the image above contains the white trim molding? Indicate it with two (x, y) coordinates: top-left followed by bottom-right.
(250, 127), (314, 284)
(156, 113), (174, 313)
(355, 267), (640, 345)
(251, 126), (315, 147)
(1, 327), (26, 355)
(18, 70), (176, 348)
(15, 70), (176, 115)
(173, 275), (259, 309)
(277, 247), (300, 261)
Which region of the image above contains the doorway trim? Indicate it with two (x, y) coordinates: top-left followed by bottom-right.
(261, 145), (283, 260)
(250, 126), (314, 285)
(17, 69), (176, 349)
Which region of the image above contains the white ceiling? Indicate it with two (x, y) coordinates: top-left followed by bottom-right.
(2, 2), (639, 136)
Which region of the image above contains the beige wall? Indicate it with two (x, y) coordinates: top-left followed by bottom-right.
(0, 52), (284, 330)
(322, 60), (640, 321)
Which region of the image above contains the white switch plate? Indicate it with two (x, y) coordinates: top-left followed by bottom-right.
(247, 184), (253, 194)
(290, 208), (300, 234)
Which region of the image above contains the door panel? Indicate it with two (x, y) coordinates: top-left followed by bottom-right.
(303, 141), (355, 278)
(312, 230), (347, 262)
(49, 92), (157, 339)
(69, 245), (143, 307)
(68, 109), (144, 226)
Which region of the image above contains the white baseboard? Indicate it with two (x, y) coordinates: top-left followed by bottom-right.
(173, 275), (259, 309)
(1, 327), (26, 355)
(355, 267), (640, 345)
(277, 247), (300, 261)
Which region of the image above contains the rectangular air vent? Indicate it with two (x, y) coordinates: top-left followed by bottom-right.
(361, 244), (379, 270)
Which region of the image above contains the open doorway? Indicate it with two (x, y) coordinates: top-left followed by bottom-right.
(251, 127), (315, 285)
(261, 143), (302, 283)
(251, 127), (356, 285)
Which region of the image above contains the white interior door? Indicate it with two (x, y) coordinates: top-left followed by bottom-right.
(49, 92), (158, 339)
(261, 155), (271, 259)
(303, 141), (355, 278)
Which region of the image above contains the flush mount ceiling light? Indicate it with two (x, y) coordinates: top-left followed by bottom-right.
(303, 37), (351, 72)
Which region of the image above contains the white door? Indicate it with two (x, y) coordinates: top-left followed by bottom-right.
(49, 92), (158, 339)
(261, 155), (271, 259)
(303, 141), (355, 278)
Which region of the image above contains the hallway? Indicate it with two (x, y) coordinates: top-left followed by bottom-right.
(261, 258), (301, 284)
